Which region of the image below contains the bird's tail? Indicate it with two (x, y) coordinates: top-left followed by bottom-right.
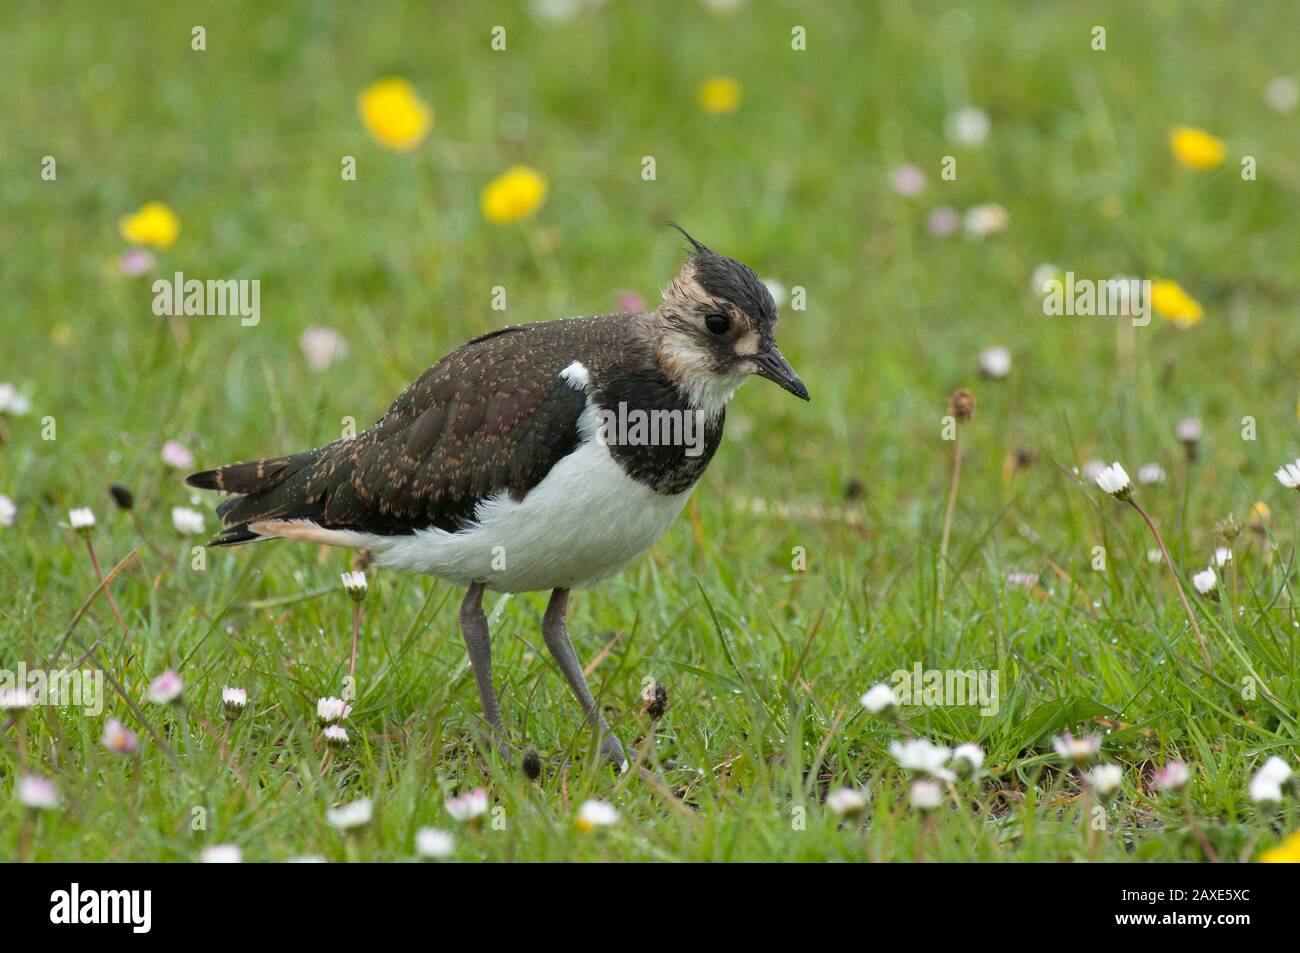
(186, 451), (322, 546)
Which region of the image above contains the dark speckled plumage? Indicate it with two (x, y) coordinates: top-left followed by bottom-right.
(188, 313), (719, 544)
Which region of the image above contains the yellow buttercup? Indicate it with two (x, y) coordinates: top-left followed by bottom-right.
(358, 78), (433, 151)
(1260, 831), (1300, 863)
(118, 201), (179, 249)
(480, 166), (548, 224)
(1150, 278), (1204, 328)
(697, 76), (741, 114)
(1170, 125), (1225, 170)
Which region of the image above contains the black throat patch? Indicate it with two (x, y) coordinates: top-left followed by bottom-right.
(591, 361), (725, 495)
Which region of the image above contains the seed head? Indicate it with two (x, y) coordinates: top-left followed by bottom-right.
(1215, 514), (1242, 542)
(947, 388), (975, 422)
(645, 683), (668, 721)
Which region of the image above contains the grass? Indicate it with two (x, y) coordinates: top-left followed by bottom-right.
(2, 0), (1300, 861)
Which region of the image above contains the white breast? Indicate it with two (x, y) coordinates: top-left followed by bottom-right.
(364, 402), (693, 593)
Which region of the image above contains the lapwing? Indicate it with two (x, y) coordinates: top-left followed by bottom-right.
(187, 227), (809, 770)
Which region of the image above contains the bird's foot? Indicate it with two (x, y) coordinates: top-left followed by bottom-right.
(472, 722), (519, 768)
(599, 732), (629, 775)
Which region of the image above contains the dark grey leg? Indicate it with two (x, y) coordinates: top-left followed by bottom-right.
(459, 582), (512, 758)
(541, 588), (628, 772)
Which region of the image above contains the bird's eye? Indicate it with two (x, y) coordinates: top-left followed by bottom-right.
(705, 312), (730, 334)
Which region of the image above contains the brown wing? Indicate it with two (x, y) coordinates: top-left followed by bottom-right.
(191, 319), (608, 542)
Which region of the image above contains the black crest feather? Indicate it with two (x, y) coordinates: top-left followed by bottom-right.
(665, 221), (707, 253)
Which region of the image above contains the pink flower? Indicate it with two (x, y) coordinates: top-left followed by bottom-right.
(160, 440), (195, 470)
(16, 775), (60, 810)
(889, 164), (926, 197)
(1052, 731), (1102, 767)
(616, 289), (646, 313)
(102, 718), (139, 755)
(445, 787), (489, 822)
(1152, 760), (1190, 792)
(299, 327), (348, 373)
(146, 670), (183, 705)
(926, 206), (960, 238)
(119, 248), (156, 277)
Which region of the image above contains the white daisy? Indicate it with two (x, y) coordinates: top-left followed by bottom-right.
(909, 779), (943, 812)
(316, 696), (351, 723)
(1086, 763), (1123, 796)
(1256, 756), (1293, 786)
(889, 738), (954, 781)
(171, 506), (205, 535)
(415, 827), (455, 858)
(0, 493), (15, 527)
(1137, 463), (1166, 485)
(1274, 459), (1300, 490)
(978, 345), (1011, 379)
(222, 685), (247, 718)
(1052, 732), (1102, 767)
(323, 724), (349, 747)
(1094, 462), (1132, 500)
(575, 799), (620, 831)
(340, 570), (368, 601)
(945, 106), (990, 147)
(68, 507), (96, 534)
(200, 844), (243, 863)
(951, 743), (985, 776)
(326, 798), (373, 830)
(1031, 263), (1061, 296)
(825, 788), (867, 817)
(860, 683), (899, 715)
(531, 0), (588, 21)
(1192, 568), (1217, 595)
(1250, 775), (1284, 806)
(963, 203), (1008, 238)
(0, 382), (31, 415)
(1264, 76), (1299, 113)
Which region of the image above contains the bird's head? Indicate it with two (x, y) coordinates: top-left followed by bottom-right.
(654, 225), (809, 411)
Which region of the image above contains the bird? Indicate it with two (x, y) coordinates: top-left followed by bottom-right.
(186, 226), (808, 771)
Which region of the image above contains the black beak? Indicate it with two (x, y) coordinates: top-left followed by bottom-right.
(753, 347), (810, 401)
